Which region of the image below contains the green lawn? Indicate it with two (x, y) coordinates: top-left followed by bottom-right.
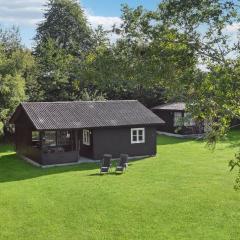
(1, 131), (240, 240)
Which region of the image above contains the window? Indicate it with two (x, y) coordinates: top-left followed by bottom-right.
(43, 131), (56, 147)
(184, 113), (195, 127)
(83, 129), (91, 146)
(174, 112), (183, 127)
(42, 131), (73, 153)
(131, 128), (145, 144)
(32, 131), (40, 147)
(57, 131), (71, 146)
(32, 131), (40, 141)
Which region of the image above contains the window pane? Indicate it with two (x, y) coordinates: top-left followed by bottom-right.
(57, 131), (71, 146)
(32, 131), (40, 147)
(132, 130), (137, 136)
(138, 130), (143, 136)
(32, 131), (39, 141)
(132, 136), (137, 142)
(138, 135), (143, 141)
(174, 112), (183, 127)
(43, 131), (56, 146)
(83, 129), (90, 145)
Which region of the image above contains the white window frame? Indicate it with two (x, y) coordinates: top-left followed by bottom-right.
(174, 112), (183, 127)
(83, 129), (91, 146)
(131, 128), (145, 144)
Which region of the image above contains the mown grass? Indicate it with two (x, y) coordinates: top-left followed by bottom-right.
(0, 131), (240, 240)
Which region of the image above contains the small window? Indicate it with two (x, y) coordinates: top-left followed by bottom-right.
(83, 129), (91, 146)
(57, 131), (71, 146)
(32, 131), (40, 147)
(131, 128), (145, 144)
(43, 131), (56, 147)
(184, 113), (195, 127)
(174, 112), (183, 127)
(32, 131), (40, 141)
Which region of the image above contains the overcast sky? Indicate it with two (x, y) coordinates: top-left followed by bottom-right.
(0, 0), (160, 48)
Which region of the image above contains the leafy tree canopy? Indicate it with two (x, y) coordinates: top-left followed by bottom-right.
(0, 27), (35, 135)
(35, 0), (93, 57)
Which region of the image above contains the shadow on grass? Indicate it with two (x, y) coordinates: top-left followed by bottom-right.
(0, 133), (199, 183)
(157, 134), (193, 146)
(0, 152), (100, 183)
(0, 150), (139, 182)
(88, 172), (125, 177)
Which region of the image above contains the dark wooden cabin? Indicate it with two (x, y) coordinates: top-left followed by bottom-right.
(10, 100), (164, 166)
(152, 102), (205, 135)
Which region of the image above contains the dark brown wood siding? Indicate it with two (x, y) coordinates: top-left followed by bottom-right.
(14, 111), (42, 163)
(92, 126), (157, 160)
(152, 110), (177, 133)
(13, 109), (158, 164)
(152, 109), (204, 135)
(41, 151), (78, 165)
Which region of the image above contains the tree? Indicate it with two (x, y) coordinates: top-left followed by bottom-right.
(80, 88), (106, 101)
(153, 0), (239, 132)
(88, 4), (197, 106)
(152, 0), (240, 187)
(34, 0), (98, 101)
(35, 38), (75, 101)
(157, 0), (237, 64)
(0, 27), (35, 136)
(35, 0), (93, 57)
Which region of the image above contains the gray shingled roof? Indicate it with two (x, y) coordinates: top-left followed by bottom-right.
(12, 100), (164, 130)
(152, 102), (186, 111)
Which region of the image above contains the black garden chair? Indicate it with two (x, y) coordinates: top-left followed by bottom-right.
(100, 154), (112, 174)
(116, 154), (128, 173)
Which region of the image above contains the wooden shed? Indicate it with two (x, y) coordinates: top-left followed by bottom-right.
(9, 100), (164, 166)
(152, 102), (204, 135)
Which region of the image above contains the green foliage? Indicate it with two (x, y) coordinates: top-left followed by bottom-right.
(35, 0), (93, 57)
(87, 4), (196, 106)
(187, 62), (240, 141)
(158, 0), (238, 64)
(80, 88), (106, 101)
(34, 0), (98, 101)
(0, 27), (35, 135)
(154, 0), (240, 180)
(35, 38), (76, 101)
(0, 74), (25, 123)
(0, 122), (3, 136)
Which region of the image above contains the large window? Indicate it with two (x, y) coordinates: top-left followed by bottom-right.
(131, 128), (145, 144)
(174, 112), (183, 127)
(32, 131), (40, 147)
(42, 131), (73, 153)
(57, 131), (71, 146)
(43, 131), (56, 147)
(184, 113), (195, 127)
(83, 129), (91, 146)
